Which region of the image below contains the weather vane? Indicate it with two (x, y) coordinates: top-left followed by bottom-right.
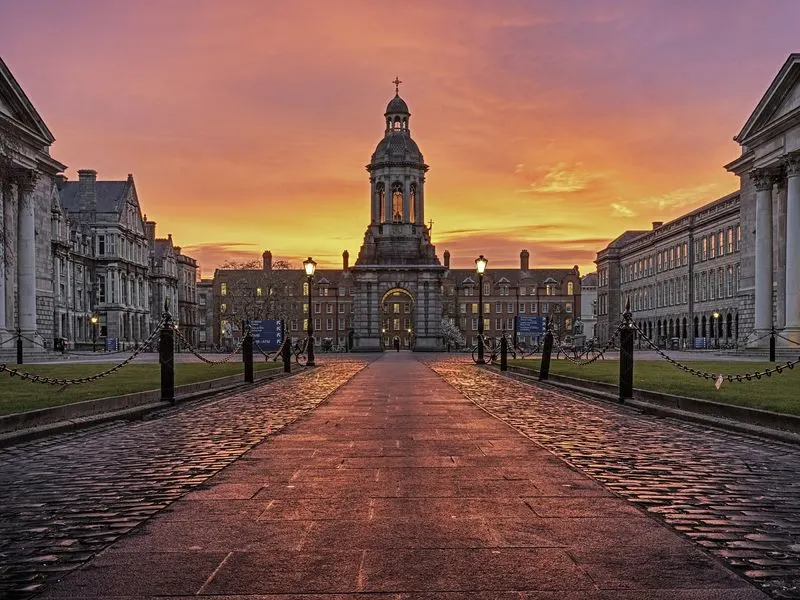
(392, 76), (402, 94)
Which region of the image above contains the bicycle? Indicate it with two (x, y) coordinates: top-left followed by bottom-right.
(292, 338), (310, 365)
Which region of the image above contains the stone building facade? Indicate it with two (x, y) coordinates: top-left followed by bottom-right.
(725, 53), (800, 348)
(597, 54), (800, 350)
(1, 58), (198, 353)
(595, 193), (741, 348)
(209, 87), (581, 350)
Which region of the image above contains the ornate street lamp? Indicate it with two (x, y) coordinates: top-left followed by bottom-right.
(475, 255), (488, 364)
(303, 257), (317, 366)
(90, 315), (99, 352)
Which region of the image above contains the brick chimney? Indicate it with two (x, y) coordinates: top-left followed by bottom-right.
(78, 169), (97, 212)
(652, 221), (663, 230)
(443, 249), (450, 269)
(263, 250), (272, 271)
(520, 249), (530, 271)
(342, 250), (349, 270)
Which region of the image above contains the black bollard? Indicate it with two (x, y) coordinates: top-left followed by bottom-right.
(500, 335), (508, 371)
(282, 336), (291, 373)
(160, 314), (175, 403)
(243, 325), (254, 383)
(618, 303), (635, 403)
(539, 330), (554, 381)
(16, 329), (22, 365)
(769, 328), (776, 363)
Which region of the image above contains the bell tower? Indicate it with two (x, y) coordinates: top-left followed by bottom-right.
(351, 80), (445, 351)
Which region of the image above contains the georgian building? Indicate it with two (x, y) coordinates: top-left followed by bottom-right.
(580, 272), (598, 341)
(1, 57), (67, 351)
(176, 248), (199, 346)
(595, 193), (741, 348)
(596, 53), (800, 350)
(725, 53), (800, 348)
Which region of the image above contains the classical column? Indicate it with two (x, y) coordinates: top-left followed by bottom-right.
(17, 169), (39, 338)
(0, 180), (6, 333)
(2, 179), (14, 330)
(783, 153), (800, 341)
(752, 168), (775, 336)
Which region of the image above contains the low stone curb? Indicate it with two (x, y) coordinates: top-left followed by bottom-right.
(0, 366), (301, 446)
(489, 364), (800, 445)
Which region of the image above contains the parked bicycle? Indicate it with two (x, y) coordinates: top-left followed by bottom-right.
(292, 338), (310, 365)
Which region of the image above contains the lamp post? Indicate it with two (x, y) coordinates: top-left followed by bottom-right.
(712, 311), (720, 349)
(475, 255), (488, 363)
(303, 257), (317, 366)
(90, 315), (99, 352)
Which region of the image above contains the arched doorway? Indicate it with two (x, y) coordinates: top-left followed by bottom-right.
(380, 288), (415, 350)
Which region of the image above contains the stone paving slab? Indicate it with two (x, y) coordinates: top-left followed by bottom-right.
(38, 353), (768, 599)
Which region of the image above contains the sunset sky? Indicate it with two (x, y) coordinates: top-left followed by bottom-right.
(2, 0), (799, 276)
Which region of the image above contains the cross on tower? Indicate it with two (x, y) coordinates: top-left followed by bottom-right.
(392, 76), (402, 94)
(428, 219), (434, 234)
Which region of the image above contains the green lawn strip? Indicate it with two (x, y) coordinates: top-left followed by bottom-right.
(0, 361), (282, 416)
(507, 358), (800, 416)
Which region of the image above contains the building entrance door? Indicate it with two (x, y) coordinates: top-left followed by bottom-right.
(380, 288), (415, 349)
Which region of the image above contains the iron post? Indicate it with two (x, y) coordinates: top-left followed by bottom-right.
(16, 328), (22, 365)
(539, 323), (553, 381)
(500, 335), (508, 371)
(160, 304), (175, 403)
(243, 322), (254, 383)
(770, 327), (776, 363)
(619, 300), (635, 402)
(282, 335), (291, 373)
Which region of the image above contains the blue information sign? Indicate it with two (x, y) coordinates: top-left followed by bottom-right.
(250, 320), (284, 350)
(106, 337), (118, 352)
(515, 316), (547, 335)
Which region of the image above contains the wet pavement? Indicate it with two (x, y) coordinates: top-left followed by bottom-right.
(426, 356), (800, 599)
(31, 353), (769, 599)
(0, 358), (367, 599)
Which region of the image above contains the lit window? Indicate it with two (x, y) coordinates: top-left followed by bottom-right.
(257, 287), (262, 296)
(221, 283), (227, 296)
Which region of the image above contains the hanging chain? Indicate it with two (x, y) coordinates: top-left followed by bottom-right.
(174, 327), (245, 365)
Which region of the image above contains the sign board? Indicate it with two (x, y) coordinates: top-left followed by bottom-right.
(106, 337), (118, 352)
(515, 316), (547, 335)
(693, 337), (707, 349)
(250, 320), (284, 350)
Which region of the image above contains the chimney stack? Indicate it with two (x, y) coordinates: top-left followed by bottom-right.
(78, 169), (97, 212)
(263, 250), (272, 271)
(55, 174), (67, 190)
(342, 250), (349, 270)
(145, 220), (156, 242)
(443, 249), (450, 269)
(520, 249), (530, 271)
(652, 221), (663, 230)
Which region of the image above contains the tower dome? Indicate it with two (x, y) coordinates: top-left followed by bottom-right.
(385, 93), (409, 116)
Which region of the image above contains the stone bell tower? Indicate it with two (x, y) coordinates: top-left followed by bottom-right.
(351, 79), (445, 351)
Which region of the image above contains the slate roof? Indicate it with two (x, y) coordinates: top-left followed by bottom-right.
(385, 94), (410, 115)
(59, 180), (129, 216)
(445, 267), (578, 287)
(582, 272), (598, 286)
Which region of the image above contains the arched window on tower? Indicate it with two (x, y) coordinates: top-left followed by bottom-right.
(393, 117), (402, 130)
(377, 183), (385, 223)
(409, 183), (416, 224)
(391, 182), (403, 223)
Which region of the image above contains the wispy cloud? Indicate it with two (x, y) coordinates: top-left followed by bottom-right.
(610, 202), (635, 217)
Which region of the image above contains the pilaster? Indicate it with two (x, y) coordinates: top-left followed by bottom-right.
(751, 168), (775, 341)
(16, 168), (39, 343)
(781, 153), (800, 345)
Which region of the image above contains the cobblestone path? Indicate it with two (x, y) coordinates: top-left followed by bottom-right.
(427, 358), (800, 600)
(0, 359), (366, 599)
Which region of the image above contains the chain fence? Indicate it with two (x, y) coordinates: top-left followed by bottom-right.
(0, 319), (165, 389)
(632, 323), (800, 387)
(254, 337), (289, 362)
(775, 331), (800, 347)
(174, 327), (245, 365)
(552, 327), (620, 366)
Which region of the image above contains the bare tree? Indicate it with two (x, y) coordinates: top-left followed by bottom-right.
(218, 259), (304, 327)
(441, 317), (465, 350)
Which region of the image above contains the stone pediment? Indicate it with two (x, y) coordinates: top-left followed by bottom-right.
(735, 53), (800, 144)
(0, 57), (56, 145)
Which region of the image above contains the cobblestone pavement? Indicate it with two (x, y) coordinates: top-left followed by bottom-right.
(427, 357), (800, 600)
(0, 359), (367, 599)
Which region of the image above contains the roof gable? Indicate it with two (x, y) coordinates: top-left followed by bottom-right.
(735, 53), (800, 143)
(0, 57), (55, 145)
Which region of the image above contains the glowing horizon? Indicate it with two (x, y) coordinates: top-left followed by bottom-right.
(2, 0), (798, 277)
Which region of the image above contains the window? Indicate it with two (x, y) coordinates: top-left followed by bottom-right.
(669, 248), (675, 269)
(391, 182), (403, 222)
(460, 303), (466, 314)
(718, 267), (724, 298)
(727, 265), (734, 297)
(567, 281), (574, 295)
(220, 303), (227, 313)
(376, 182), (386, 222)
(314, 318), (321, 330)
(484, 303), (491, 314)
(404, 303), (409, 313)
(314, 303), (321, 314)
(339, 286), (346, 296)
(519, 287), (526, 296)
(484, 318), (490, 331)
(507, 302), (514, 313)
(409, 183), (416, 224)
(326, 318), (332, 331)
(256, 287), (262, 296)
(484, 282), (490, 295)
(565, 302), (572, 313)
(682, 242), (688, 266)
(726, 228), (734, 254)
(338, 317), (345, 329)
(327, 304), (333, 314)
(520, 303), (526, 313)
(657, 254), (662, 272)
(393, 303), (400, 314)
(98, 235), (105, 255)
(471, 303), (478, 314)
(471, 318), (478, 331)
(495, 302), (502, 313)
(507, 318), (514, 329)
(718, 231), (724, 256)
(735, 224), (741, 251)
(495, 318), (503, 330)
(541, 302), (549, 314)
(303, 282), (309, 296)
(98, 277), (106, 303)
(709, 234), (716, 259)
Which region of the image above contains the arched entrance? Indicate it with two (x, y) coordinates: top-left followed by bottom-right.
(380, 288), (415, 350)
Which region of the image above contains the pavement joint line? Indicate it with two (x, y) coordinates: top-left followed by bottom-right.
(196, 550), (233, 595)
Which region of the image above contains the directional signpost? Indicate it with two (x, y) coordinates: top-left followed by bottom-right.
(515, 315), (547, 336)
(250, 320), (284, 351)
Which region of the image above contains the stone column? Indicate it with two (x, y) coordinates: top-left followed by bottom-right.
(402, 179), (411, 223)
(752, 168), (775, 338)
(783, 154), (800, 343)
(17, 169), (38, 340)
(384, 180), (393, 225)
(418, 176), (425, 225)
(369, 178), (377, 224)
(0, 180), (6, 335)
(3, 180), (14, 330)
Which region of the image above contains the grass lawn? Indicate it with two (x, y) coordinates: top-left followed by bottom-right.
(0, 361), (282, 416)
(507, 358), (800, 416)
